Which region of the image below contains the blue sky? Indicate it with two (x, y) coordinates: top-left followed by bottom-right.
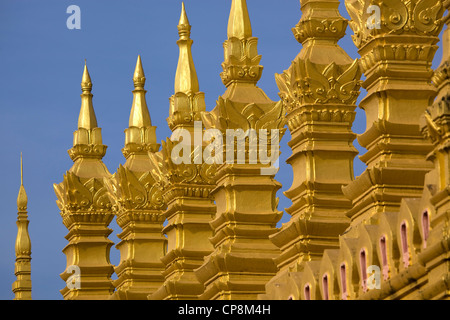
(0, 0), (444, 300)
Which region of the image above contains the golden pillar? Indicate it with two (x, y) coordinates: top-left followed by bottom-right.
(148, 3), (216, 300)
(105, 56), (167, 300)
(13, 154), (32, 300)
(274, 0), (361, 270)
(54, 63), (115, 299)
(261, 0), (362, 299)
(195, 0), (286, 300)
(342, 0), (446, 224)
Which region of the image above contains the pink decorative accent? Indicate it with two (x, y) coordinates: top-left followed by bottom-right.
(360, 249), (367, 292)
(379, 236), (389, 280)
(401, 222), (410, 268)
(304, 284), (311, 300)
(340, 263), (348, 300)
(422, 211), (429, 249)
(322, 274), (329, 300)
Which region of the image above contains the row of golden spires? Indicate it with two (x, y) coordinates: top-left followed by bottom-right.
(13, 0), (258, 300)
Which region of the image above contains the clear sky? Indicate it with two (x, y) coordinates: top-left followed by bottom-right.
(0, 0), (444, 300)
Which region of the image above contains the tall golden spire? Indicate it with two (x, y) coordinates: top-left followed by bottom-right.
(220, 0), (266, 101)
(148, 2), (214, 300)
(175, 2), (200, 94)
(69, 60), (107, 164)
(129, 55), (152, 128)
(54, 62), (114, 300)
(13, 152), (32, 300)
(78, 61), (98, 130)
(227, 0), (252, 39)
(195, 0), (286, 300)
(167, 3), (205, 131)
(123, 55), (159, 159)
(108, 55), (166, 300)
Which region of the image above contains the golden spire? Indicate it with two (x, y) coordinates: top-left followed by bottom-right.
(69, 61), (106, 162)
(17, 152), (27, 211)
(227, 0), (252, 39)
(78, 61), (98, 130)
(129, 55), (152, 128)
(167, 2), (205, 131)
(178, 2), (190, 35)
(175, 2), (200, 95)
(220, 0), (263, 87)
(13, 152), (32, 300)
(123, 55), (159, 158)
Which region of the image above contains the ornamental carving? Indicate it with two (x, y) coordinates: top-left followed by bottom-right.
(104, 165), (165, 212)
(54, 172), (112, 213)
(167, 91), (205, 130)
(221, 37), (263, 85)
(276, 59), (362, 111)
(149, 138), (217, 197)
(345, 0), (445, 48)
(201, 97), (286, 133)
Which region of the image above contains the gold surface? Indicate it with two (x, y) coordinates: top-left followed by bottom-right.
(106, 56), (166, 300)
(13, 153), (32, 300)
(54, 63), (115, 300)
(37, 0), (450, 300)
(148, 3), (216, 300)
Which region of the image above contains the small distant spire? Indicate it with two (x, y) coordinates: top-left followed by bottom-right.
(78, 61), (98, 130)
(17, 153), (27, 211)
(175, 2), (200, 94)
(227, 0), (252, 39)
(13, 152), (32, 300)
(20, 152), (23, 186)
(129, 55), (152, 128)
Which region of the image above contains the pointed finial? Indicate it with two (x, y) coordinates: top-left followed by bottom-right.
(129, 55), (152, 127)
(20, 152), (23, 186)
(178, 2), (191, 40)
(17, 153), (28, 211)
(78, 60), (98, 130)
(133, 55), (146, 89)
(227, 0), (252, 39)
(174, 2), (199, 94)
(179, 2), (189, 26)
(81, 60), (92, 93)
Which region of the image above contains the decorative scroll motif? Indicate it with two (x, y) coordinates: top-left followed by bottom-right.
(104, 165), (165, 212)
(221, 37), (263, 86)
(202, 97), (286, 133)
(149, 139), (216, 198)
(293, 17), (347, 44)
(276, 60), (362, 111)
(168, 91), (205, 130)
(54, 172), (112, 216)
(345, 0), (445, 48)
(421, 95), (450, 145)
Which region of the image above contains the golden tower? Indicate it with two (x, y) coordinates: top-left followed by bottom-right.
(105, 56), (167, 300)
(263, 0), (362, 299)
(148, 3), (216, 300)
(54, 62), (115, 299)
(12, 153), (32, 300)
(195, 0), (286, 300)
